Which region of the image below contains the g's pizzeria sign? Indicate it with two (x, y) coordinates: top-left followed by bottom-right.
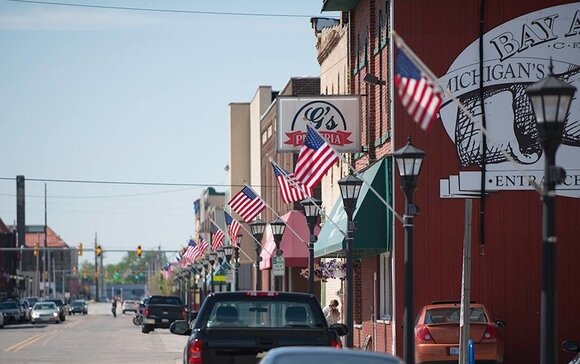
(276, 96), (361, 153)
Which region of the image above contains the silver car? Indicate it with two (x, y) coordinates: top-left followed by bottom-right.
(0, 301), (22, 323)
(31, 302), (60, 324)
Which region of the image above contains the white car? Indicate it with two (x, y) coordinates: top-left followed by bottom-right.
(31, 302), (60, 324)
(122, 300), (140, 314)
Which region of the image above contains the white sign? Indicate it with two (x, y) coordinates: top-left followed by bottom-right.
(272, 255), (285, 276)
(226, 271), (233, 284)
(276, 96), (361, 153)
(438, 3), (580, 198)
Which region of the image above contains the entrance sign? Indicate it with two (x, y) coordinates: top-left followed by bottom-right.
(438, 3), (580, 198)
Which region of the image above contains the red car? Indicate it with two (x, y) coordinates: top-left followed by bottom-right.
(414, 301), (505, 364)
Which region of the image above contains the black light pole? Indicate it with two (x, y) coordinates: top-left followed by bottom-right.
(223, 244), (234, 291)
(201, 260), (209, 300)
(393, 137), (426, 364)
(301, 198), (321, 295)
(250, 219), (266, 291)
(270, 218), (286, 292)
(234, 238), (241, 291)
(338, 174), (363, 348)
(217, 249), (225, 292)
(208, 252), (217, 293)
(526, 64), (576, 364)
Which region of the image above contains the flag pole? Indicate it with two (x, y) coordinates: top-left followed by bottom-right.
(222, 207), (277, 257)
(269, 157), (347, 238)
(207, 216), (258, 264)
(243, 184), (309, 247)
(392, 31), (541, 194)
(308, 127), (404, 223)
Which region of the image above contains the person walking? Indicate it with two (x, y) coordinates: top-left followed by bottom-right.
(111, 298), (117, 318)
(322, 299), (341, 325)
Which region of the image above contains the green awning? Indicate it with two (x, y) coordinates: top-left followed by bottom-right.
(321, 0), (361, 11)
(314, 158), (392, 259)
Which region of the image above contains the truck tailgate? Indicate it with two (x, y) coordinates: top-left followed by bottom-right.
(203, 327), (330, 363)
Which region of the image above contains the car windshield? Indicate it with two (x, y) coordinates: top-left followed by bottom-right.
(72, 301), (84, 307)
(0, 302), (19, 309)
(44, 299), (64, 307)
(425, 307), (488, 324)
(199, 300), (325, 329)
(34, 303), (56, 310)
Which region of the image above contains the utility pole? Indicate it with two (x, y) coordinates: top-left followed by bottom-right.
(94, 233), (99, 302)
(44, 183), (48, 298)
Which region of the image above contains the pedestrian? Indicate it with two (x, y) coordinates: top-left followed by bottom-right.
(322, 299), (341, 325)
(111, 298), (117, 318)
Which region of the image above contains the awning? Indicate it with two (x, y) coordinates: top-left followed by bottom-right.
(260, 210), (320, 270)
(314, 158), (392, 259)
(321, 0), (361, 11)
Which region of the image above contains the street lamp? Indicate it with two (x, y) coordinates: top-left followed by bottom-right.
(301, 198), (321, 295)
(250, 219), (266, 291)
(393, 137), (426, 364)
(270, 218), (286, 292)
(526, 64), (576, 364)
(208, 252), (217, 293)
(234, 234), (242, 291)
(338, 173), (363, 348)
(223, 245), (234, 291)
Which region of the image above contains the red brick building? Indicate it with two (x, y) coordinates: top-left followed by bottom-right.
(318, 1), (579, 363)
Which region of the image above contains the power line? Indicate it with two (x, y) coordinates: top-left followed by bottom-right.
(4, 0), (330, 19)
(0, 176), (276, 189)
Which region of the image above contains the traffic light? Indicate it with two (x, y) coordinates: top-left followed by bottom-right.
(34, 242), (39, 257)
(77, 242), (83, 256)
(136, 245), (142, 258)
(96, 244), (102, 257)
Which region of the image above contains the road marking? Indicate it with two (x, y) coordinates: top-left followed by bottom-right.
(5, 330), (57, 352)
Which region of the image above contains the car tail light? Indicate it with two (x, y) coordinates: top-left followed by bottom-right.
(330, 339), (342, 348)
(143, 308), (149, 317)
(415, 326), (433, 341)
(188, 338), (203, 364)
(483, 324), (498, 339)
(246, 291), (279, 297)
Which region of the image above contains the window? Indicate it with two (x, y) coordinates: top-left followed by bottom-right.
(379, 252), (392, 320)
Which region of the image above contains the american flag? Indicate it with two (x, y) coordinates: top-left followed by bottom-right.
(210, 223), (225, 250)
(224, 211), (241, 245)
(181, 238), (197, 266)
(394, 46), (443, 130)
(191, 235), (208, 261)
(228, 186), (266, 223)
(272, 162), (312, 204)
(293, 125), (339, 189)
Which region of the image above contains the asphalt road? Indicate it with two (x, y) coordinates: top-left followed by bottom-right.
(0, 302), (188, 364)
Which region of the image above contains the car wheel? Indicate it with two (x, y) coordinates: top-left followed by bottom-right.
(142, 324), (151, 333)
(122, 310), (126, 314)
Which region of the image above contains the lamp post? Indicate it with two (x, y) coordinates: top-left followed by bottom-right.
(234, 235), (241, 291)
(250, 219), (266, 290)
(270, 218), (286, 292)
(393, 137), (426, 364)
(338, 174), (364, 348)
(526, 64), (576, 364)
(223, 244), (234, 291)
(301, 198), (321, 295)
(217, 249), (225, 292)
(208, 252), (217, 293)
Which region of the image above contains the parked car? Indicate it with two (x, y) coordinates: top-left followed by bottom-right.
(31, 302), (60, 324)
(122, 299), (140, 314)
(260, 347), (404, 364)
(69, 300), (88, 315)
(414, 301), (505, 364)
(563, 340), (580, 364)
(42, 298), (66, 322)
(0, 300), (22, 323)
(20, 300), (31, 322)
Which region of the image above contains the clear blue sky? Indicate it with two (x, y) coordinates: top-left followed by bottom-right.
(0, 0), (337, 264)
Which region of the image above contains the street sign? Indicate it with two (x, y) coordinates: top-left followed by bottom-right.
(272, 256), (285, 276)
(226, 271), (233, 283)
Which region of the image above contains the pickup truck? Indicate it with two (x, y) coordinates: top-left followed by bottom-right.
(170, 291), (348, 364)
(142, 295), (186, 334)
